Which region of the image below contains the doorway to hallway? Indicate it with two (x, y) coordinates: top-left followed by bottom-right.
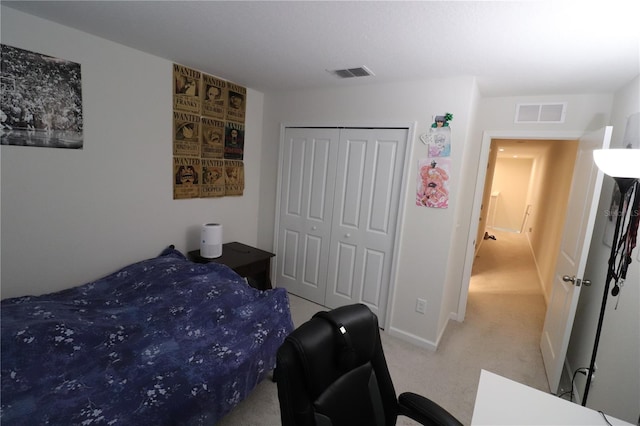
(464, 137), (577, 391)
(463, 128), (612, 394)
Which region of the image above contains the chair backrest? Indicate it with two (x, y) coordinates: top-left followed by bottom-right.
(276, 304), (399, 426)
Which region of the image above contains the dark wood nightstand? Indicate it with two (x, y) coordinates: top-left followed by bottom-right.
(188, 242), (275, 291)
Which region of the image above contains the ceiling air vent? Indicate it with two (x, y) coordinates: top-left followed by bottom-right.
(328, 66), (375, 79)
(515, 102), (567, 124)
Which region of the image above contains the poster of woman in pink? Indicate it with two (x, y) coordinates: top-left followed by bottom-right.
(416, 158), (450, 208)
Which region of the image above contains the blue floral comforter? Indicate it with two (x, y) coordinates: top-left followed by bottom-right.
(1, 248), (294, 425)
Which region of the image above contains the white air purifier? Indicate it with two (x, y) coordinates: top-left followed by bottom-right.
(200, 223), (223, 258)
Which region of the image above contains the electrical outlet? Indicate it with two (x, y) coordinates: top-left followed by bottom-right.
(416, 298), (426, 314)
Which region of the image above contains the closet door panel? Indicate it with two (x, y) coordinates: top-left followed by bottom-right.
(326, 134), (367, 307)
(276, 128), (339, 304)
(302, 235), (322, 286)
(281, 229), (299, 279)
(285, 141), (305, 216)
(369, 140), (397, 234)
(361, 248), (385, 306)
(333, 242), (357, 297)
(340, 139), (367, 227)
(325, 128), (407, 325)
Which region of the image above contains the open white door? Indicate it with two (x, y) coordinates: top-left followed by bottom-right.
(540, 126), (612, 394)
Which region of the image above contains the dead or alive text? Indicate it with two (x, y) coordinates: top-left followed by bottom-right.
(174, 142), (199, 155)
(227, 111), (244, 121)
(226, 185), (243, 193)
(202, 147), (224, 158)
(225, 147), (243, 155)
(204, 105), (225, 115)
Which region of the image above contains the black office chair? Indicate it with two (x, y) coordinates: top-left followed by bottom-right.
(276, 303), (462, 426)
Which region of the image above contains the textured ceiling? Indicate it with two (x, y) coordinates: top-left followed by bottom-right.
(3, 1), (640, 96)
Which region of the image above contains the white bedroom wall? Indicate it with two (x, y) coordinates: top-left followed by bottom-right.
(0, 7), (265, 299)
(477, 93), (614, 134)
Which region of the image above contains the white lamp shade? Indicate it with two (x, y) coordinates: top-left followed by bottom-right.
(593, 149), (640, 178)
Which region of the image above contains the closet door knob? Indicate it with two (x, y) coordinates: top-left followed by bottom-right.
(345, 233), (351, 238)
(312, 226), (317, 230)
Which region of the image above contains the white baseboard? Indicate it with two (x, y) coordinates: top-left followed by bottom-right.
(386, 326), (437, 352)
(526, 232), (549, 305)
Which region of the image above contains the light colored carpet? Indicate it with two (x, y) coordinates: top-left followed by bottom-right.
(217, 229), (549, 426)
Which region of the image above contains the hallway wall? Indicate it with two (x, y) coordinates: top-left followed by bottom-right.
(490, 157), (533, 232)
(526, 141), (578, 300)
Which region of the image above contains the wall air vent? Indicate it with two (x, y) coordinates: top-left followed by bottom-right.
(515, 102), (567, 124)
(328, 66), (375, 79)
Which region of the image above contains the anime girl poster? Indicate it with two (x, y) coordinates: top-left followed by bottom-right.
(416, 158), (450, 209)
(428, 127), (451, 157)
(419, 113), (452, 157)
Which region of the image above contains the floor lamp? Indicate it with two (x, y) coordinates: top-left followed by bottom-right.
(582, 149), (640, 406)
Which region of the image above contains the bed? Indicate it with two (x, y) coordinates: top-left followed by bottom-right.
(1, 246), (294, 425)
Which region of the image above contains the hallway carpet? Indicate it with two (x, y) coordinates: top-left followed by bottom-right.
(217, 229), (549, 425)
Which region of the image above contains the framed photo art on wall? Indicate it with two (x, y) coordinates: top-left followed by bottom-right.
(1, 44), (83, 149)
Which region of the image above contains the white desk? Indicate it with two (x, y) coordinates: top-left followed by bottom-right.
(471, 370), (633, 425)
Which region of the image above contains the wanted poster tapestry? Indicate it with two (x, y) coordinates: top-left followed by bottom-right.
(173, 64), (201, 114)
(201, 117), (224, 158)
(202, 73), (226, 120)
(171, 63), (247, 199)
(201, 159), (225, 198)
(174, 157), (201, 199)
(173, 111), (200, 158)
(224, 160), (244, 196)
(226, 83), (246, 124)
(224, 121), (244, 159)
(1, 44), (83, 149)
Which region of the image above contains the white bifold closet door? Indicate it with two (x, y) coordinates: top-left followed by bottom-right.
(277, 128), (339, 305)
(276, 127), (407, 325)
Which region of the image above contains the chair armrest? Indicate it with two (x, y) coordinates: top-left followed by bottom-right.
(398, 392), (463, 426)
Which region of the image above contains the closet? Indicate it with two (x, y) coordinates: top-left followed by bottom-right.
(275, 127), (408, 324)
